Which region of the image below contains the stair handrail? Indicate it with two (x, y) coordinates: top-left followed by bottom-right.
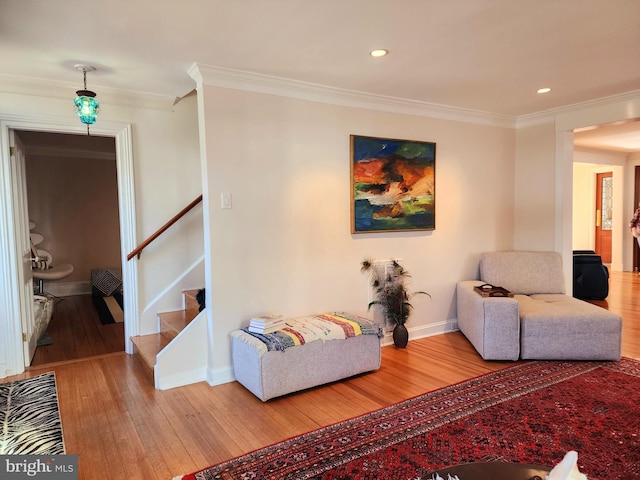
(127, 194), (203, 261)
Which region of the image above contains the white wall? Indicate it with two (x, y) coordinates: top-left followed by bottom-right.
(24, 150), (121, 286)
(513, 121), (557, 251)
(572, 163), (594, 250)
(198, 84), (516, 375)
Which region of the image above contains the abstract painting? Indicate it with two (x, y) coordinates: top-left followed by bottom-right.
(351, 135), (436, 233)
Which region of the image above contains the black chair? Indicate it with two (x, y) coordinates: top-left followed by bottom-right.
(573, 250), (609, 300)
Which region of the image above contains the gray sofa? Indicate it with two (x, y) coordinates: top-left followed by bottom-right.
(456, 251), (622, 361)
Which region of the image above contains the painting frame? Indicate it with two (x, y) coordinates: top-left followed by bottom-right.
(350, 135), (436, 234)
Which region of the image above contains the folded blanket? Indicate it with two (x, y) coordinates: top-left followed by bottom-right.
(241, 312), (383, 352)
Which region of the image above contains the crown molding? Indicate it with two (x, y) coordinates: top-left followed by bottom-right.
(516, 89), (640, 129)
(193, 63), (640, 131)
(514, 111), (556, 128)
(189, 63), (517, 129)
(0, 73), (176, 111)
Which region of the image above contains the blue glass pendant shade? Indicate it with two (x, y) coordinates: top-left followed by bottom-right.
(74, 89), (99, 124)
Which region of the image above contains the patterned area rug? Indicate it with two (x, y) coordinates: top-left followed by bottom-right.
(0, 372), (64, 454)
(180, 358), (640, 480)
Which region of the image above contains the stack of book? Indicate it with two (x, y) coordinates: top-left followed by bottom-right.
(248, 313), (285, 334)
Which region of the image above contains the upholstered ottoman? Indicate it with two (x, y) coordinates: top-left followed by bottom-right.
(231, 312), (382, 401)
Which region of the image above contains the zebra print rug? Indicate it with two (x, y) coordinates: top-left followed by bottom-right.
(0, 372), (64, 454)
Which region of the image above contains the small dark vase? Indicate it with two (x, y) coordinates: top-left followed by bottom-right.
(392, 324), (409, 348)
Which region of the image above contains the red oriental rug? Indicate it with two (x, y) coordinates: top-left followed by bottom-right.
(179, 358), (640, 480)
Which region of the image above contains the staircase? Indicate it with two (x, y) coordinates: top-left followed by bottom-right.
(131, 288), (202, 386)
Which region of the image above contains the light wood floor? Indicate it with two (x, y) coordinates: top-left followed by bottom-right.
(31, 294), (124, 366)
(6, 272), (639, 479)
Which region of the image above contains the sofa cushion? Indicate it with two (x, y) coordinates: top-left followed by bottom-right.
(480, 251), (566, 295)
(517, 294), (622, 360)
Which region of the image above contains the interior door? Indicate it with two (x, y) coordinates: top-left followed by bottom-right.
(595, 172), (613, 264)
(10, 131), (37, 365)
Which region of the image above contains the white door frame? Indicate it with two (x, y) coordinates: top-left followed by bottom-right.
(0, 114), (139, 378)
(9, 131), (38, 365)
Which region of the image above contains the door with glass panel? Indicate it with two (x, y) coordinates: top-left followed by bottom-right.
(595, 172), (612, 264)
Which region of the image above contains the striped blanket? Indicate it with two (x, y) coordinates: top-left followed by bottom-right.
(241, 312), (383, 352)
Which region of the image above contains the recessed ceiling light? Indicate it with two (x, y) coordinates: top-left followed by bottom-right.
(537, 87), (552, 94)
(370, 49), (388, 58)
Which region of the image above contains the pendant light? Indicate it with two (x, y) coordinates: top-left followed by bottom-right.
(74, 64), (99, 135)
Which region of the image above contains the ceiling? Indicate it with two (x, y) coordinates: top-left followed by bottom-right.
(574, 119), (640, 154)
(2, 0), (639, 151)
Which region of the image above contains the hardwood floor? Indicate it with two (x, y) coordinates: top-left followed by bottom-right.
(6, 272), (639, 479)
(586, 271), (640, 359)
(31, 294), (124, 366)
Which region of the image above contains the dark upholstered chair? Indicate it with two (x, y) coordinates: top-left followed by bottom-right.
(573, 250), (609, 300)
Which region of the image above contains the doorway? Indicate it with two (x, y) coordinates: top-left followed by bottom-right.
(595, 172), (613, 264)
(573, 119), (638, 274)
(16, 130), (123, 365)
(0, 116), (138, 378)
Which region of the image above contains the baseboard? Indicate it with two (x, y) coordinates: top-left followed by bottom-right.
(44, 280), (91, 297)
(205, 321), (460, 387)
(382, 319), (459, 346)
(610, 262), (623, 272)
(207, 365), (235, 387)
(154, 366), (208, 390)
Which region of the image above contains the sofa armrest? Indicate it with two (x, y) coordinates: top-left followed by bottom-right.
(456, 280), (520, 360)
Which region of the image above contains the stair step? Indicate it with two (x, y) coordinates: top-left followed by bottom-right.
(159, 309), (193, 341)
(131, 287), (204, 388)
(183, 288), (202, 319)
(131, 333), (171, 381)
